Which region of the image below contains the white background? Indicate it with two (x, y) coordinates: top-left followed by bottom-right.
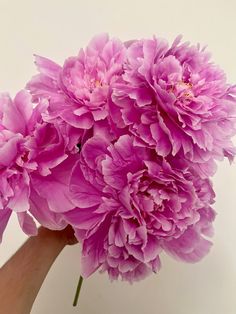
(0, 1), (236, 313)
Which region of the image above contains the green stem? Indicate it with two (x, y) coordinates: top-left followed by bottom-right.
(73, 275), (84, 307)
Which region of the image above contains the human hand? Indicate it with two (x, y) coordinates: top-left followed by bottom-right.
(38, 225), (78, 246)
(0, 224), (78, 314)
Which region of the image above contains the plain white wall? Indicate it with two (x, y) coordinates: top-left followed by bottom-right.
(0, 1), (236, 313)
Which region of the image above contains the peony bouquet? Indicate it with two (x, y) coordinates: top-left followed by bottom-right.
(1, 33), (236, 304)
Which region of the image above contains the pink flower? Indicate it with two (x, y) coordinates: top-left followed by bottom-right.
(111, 36), (236, 177)
(0, 91), (38, 238)
(0, 90), (75, 240)
(27, 34), (126, 130)
(65, 135), (215, 282)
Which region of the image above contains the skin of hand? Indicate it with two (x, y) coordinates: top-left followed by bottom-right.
(0, 226), (77, 314)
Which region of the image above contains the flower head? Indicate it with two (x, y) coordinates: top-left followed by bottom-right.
(0, 90), (75, 240)
(65, 135), (215, 282)
(28, 34), (126, 130)
(111, 36), (236, 177)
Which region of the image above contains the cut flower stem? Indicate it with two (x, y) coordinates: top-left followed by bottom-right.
(73, 275), (84, 306)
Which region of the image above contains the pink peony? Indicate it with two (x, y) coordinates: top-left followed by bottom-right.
(0, 90), (76, 240)
(27, 34), (126, 130)
(64, 135), (215, 282)
(111, 36), (236, 177)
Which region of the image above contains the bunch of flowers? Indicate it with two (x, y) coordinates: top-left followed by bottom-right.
(1, 33), (236, 296)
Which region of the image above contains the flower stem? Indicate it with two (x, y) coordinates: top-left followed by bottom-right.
(73, 275), (84, 307)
